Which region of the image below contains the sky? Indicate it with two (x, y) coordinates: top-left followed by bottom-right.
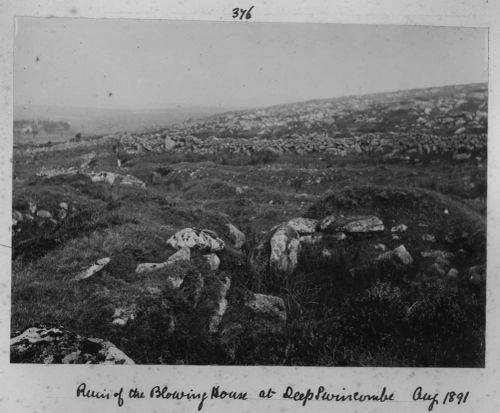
(14, 18), (488, 110)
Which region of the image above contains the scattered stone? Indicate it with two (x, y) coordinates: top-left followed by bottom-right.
(28, 200), (37, 214)
(421, 250), (454, 260)
(270, 225), (301, 275)
(112, 318), (127, 327)
(12, 210), (23, 223)
(429, 262), (447, 276)
(10, 325), (134, 364)
(447, 268), (459, 279)
(135, 247), (191, 274)
(374, 243), (387, 251)
(74, 257), (111, 281)
(167, 228), (225, 252)
(339, 216), (384, 233)
(227, 223), (246, 249)
(422, 234), (436, 242)
(135, 262), (168, 274)
(332, 232), (347, 240)
(164, 135), (176, 150)
(167, 246), (191, 264)
(453, 152), (472, 161)
(167, 276), (184, 289)
(80, 152), (97, 168)
(90, 171), (118, 185)
(391, 224), (408, 233)
(111, 307), (135, 327)
(319, 215), (384, 233)
(376, 245), (413, 265)
(57, 204), (67, 218)
(299, 233), (324, 245)
(36, 166), (79, 178)
(36, 209), (52, 219)
(468, 265), (486, 285)
(392, 234), (400, 240)
(318, 214), (340, 231)
(120, 174), (146, 188)
(204, 253), (221, 271)
(321, 249), (333, 258)
(245, 293), (287, 323)
(208, 277), (231, 333)
(286, 217), (317, 235)
(89, 171), (145, 188)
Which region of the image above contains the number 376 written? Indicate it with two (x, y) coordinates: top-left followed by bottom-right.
(232, 7), (254, 20)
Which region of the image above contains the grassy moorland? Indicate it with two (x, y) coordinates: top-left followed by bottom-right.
(11, 84), (487, 366)
(11, 148), (486, 366)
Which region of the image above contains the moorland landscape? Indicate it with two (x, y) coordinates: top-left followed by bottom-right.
(11, 83), (487, 366)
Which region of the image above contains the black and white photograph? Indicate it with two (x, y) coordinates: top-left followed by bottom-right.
(10, 18), (487, 368)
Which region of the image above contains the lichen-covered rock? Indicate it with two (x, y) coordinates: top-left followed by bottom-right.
(88, 171), (145, 188)
(318, 214), (339, 231)
(111, 307), (136, 327)
(208, 277), (231, 333)
(269, 225), (301, 275)
(376, 245), (414, 265)
(319, 215), (384, 233)
(422, 234), (437, 242)
(167, 228), (225, 252)
(339, 216), (385, 233)
(203, 253), (221, 271)
(90, 171), (119, 185)
(120, 174), (146, 188)
(10, 325), (134, 364)
(245, 293), (287, 323)
(135, 262), (168, 274)
(227, 223), (246, 249)
(286, 217), (318, 235)
(74, 257), (110, 281)
(421, 250), (454, 260)
(332, 232), (347, 240)
(391, 224), (408, 233)
(36, 209), (52, 219)
(135, 247), (191, 274)
(299, 233), (323, 245)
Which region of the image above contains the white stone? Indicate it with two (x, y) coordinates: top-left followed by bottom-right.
(286, 217), (317, 235)
(208, 277), (231, 333)
(227, 223), (246, 249)
(135, 247), (191, 274)
(270, 225), (300, 275)
(391, 224), (408, 233)
(376, 245), (413, 265)
(74, 257), (111, 281)
(167, 228), (225, 252)
(245, 293), (287, 323)
(204, 253), (221, 271)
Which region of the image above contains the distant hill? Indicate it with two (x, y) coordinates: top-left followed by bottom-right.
(13, 104), (241, 145)
(168, 83), (487, 140)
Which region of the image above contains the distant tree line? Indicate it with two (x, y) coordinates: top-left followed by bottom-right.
(14, 120), (71, 134)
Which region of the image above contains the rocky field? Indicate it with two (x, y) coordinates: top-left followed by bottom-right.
(11, 83), (487, 366)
